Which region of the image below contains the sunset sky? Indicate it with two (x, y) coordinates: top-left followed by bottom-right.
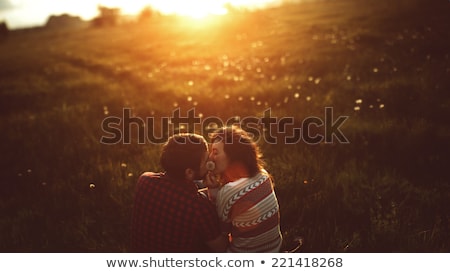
(0, 0), (288, 29)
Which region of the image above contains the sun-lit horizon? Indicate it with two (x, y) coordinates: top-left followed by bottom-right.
(0, 0), (289, 29)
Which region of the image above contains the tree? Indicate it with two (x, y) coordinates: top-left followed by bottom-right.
(0, 21), (8, 41)
(138, 6), (153, 23)
(92, 5), (121, 27)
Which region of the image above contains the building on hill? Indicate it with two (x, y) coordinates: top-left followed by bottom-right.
(45, 14), (87, 29)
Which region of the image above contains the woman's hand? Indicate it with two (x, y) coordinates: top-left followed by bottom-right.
(203, 171), (220, 189)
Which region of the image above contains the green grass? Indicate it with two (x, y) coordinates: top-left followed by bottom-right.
(0, 0), (449, 252)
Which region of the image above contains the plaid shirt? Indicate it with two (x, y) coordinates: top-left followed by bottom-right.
(131, 172), (221, 252)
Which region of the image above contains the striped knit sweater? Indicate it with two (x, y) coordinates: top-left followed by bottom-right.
(216, 170), (282, 252)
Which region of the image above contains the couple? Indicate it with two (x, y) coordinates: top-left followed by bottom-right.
(130, 126), (282, 253)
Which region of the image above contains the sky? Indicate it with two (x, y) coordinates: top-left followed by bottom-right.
(0, 0), (289, 29)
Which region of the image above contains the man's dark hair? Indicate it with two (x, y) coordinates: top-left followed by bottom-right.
(160, 133), (207, 180)
(210, 126), (264, 177)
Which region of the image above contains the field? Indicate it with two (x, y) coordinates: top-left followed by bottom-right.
(0, 0), (449, 252)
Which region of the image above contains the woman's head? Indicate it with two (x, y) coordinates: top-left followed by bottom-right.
(209, 126), (264, 177)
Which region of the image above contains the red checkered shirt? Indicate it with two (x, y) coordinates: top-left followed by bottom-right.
(130, 172), (221, 252)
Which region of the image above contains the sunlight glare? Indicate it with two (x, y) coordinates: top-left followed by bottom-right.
(1, 0), (283, 29)
(118, 0), (282, 19)
(154, 0), (227, 18)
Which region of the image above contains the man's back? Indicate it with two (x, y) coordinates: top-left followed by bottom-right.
(131, 172), (221, 252)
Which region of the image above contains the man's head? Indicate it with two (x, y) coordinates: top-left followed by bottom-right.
(160, 133), (209, 181)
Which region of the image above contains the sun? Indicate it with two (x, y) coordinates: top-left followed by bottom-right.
(152, 0), (285, 19)
(148, 1), (229, 19)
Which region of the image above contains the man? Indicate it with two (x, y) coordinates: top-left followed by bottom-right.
(131, 133), (228, 252)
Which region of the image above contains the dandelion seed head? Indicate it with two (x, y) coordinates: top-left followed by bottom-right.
(206, 161), (216, 171)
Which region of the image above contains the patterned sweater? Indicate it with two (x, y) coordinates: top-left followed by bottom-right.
(216, 171), (282, 252)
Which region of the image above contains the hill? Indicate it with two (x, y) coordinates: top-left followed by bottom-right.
(0, 0), (449, 252)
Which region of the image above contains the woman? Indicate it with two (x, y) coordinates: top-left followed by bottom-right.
(205, 126), (282, 252)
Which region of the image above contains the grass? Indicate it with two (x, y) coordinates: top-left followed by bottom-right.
(0, 0), (449, 252)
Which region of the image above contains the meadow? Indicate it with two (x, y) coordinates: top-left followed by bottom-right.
(0, 0), (449, 252)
